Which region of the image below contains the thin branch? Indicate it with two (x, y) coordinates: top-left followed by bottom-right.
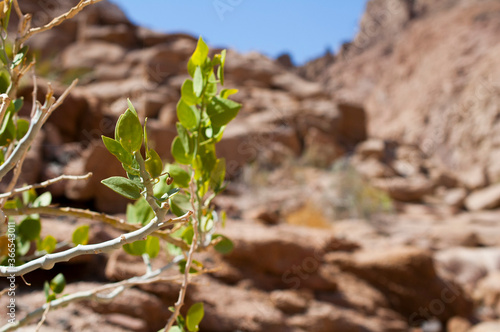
(35, 303), (50, 332)
(0, 94), (11, 129)
(0, 150), (28, 208)
(12, 0), (23, 20)
(0, 173), (93, 199)
(0, 210), (192, 277)
(0, 79), (77, 182)
(0, 256), (186, 332)
(16, 0), (105, 45)
(3, 206), (189, 249)
(163, 179), (199, 331)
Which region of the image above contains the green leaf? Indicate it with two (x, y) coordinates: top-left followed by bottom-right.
(188, 36), (209, 76)
(145, 236), (160, 258)
(213, 234), (233, 254)
(33, 191), (51, 207)
(210, 158), (226, 191)
(123, 239), (146, 256)
(116, 109), (143, 153)
(102, 136), (134, 166)
(18, 217), (41, 241)
(12, 98), (23, 113)
(0, 105), (15, 146)
(186, 302), (204, 332)
(16, 237), (31, 256)
(72, 225), (89, 246)
(22, 188), (37, 205)
(0, 70), (10, 92)
(181, 80), (200, 106)
(176, 123), (191, 154)
(127, 98), (138, 116)
(168, 327), (183, 332)
(44, 281), (50, 301)
(170, 193), (191, 217)
(176, 99), (199, 131)
(38, 235), (57, 254)
(193, 66), (203, 97)
(4, 197), (22, 209)
(145, 149), (163, 178)
(207, 96), (241, 128)
(166, 164), (191, 188)
(181, 226), (194, 245)
(218, 49), (226, 85)
(101, 176), (143, 200)
(11, 45), (28, 69)
(16, 118), (29, 140)
(171, 136), (193, 165)
(49, 273), (66, 294)
(220, 89), (238, 99)
(126, 197), (154, 225)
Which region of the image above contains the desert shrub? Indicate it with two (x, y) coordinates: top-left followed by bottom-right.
(0, 1), (240, 331)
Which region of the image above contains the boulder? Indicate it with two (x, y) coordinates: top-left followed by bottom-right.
(271, 72), (325, 99)
(443, 187), (468, 210)
(372, 176), (435, 202)
(81, 24), (138, 48)
(465, 183), (500, 211)
(473, 272), (500, 317)
(337, 102), (367, 147)
(470, 322), (500, 332)
(355, 139), (386, 160)
(61, 41), (126, 69)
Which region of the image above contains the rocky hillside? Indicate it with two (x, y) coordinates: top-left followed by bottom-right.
(1, 0), (500, 331)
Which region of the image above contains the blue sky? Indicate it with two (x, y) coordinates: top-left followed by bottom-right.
(112, 1), (368, 65)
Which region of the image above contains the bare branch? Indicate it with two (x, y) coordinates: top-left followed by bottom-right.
(0, 256), (186, 332)
(0, 94), (11, 128)
(17, 0), (105, 45)
(0, 172), (93, 199)
(3, 206), (189, 249)
(0, 210), (192, 277)
(163, 178), (200, 331)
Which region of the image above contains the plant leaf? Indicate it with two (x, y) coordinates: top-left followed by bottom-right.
(102, 136), (134, 165)
(123, 239), (146, 256)
(181, 80), (200, 106)
(186, 302), (204, 332)
(72, 225), (89, 246)
(18, 217), (41, 241)
(213, 234), (233, 254)
(101, 176), (143, 200)
(207, 96), (241, 129)
(145, 236), (160, 258)
(193, 66), (203, 97)
(33, 191), (52, 207)
(49, 273), (66, 294)
(176, 99), (199, 131)
(145, 149), (163, 178)
(38, 235), (57, 254)
(116, 109), (143, 153)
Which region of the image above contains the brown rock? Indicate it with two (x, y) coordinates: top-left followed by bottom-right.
(64, 141), (129, 213)
(337, 102), (367, 146)
(327, 246), (473, 322)
(469, 322), (500, 332)
(104, 313), (148, 332)
(372, 176), (435, 202)
(465, 183), (500, 211)
(61, 41), (126, 69)
(355, 139), (386, 160)
(447, 316), (471, 332)
(270, 289), (312, 314)
(444, 187), (468, 209)
(352, 157), (395, 179)
(460, 166), (488, 190)
(473, 272), (500, 317)
(271, 72), (325, 99)
(81, 24), (138, 48)
(224, 50), (283, 87)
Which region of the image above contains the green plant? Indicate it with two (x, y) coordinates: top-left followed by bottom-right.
(0, 1), (240, 331)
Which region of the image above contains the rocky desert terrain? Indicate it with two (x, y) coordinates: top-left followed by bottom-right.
(1, 0), (500, 331)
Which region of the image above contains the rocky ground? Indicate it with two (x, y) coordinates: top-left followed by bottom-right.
(1, 0), (500, 331)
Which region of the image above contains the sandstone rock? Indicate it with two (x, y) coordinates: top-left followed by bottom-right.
(447, 316), (472, 332)
(224, 50), (283, 87)
(303, 127), (344, 167)
(460, 166), (488, 190)
(337, 102), (367, 147)
(327, 246), (473, 322)
(372, 176), (435, 202)
(469, 322), (500, 332)
(352, 157), (395, 179)
(271, 72), (325, 99)
(104, 313), (148, 332)
(61, 41), (126, 69)
(473, 272), (500, 317)
(270, 289), (312, 314)
(444, 187), (468, 209)
(465, 183), (500, 211)
(88, 287), (170, 331)
(64, 141), (129, 213)
(355, 138), (386, 160)
(81, 24), (138, 48)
